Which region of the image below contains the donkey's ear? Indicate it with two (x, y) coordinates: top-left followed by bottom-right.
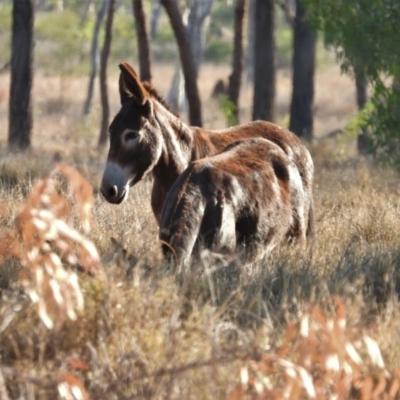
(118, 62), (147, 106)
(119, 73), (131, 105)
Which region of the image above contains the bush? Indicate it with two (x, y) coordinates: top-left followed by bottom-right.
(204, 40), (232, 63)
(0, 4), (11, 67)
(33, 8), (138, 75)
(35, 10), (92, 74)
(275, 10), (293, 69)
(218, 94), (238, 126)
(304, 0), (400, 167)
(367, 83), (400, 168)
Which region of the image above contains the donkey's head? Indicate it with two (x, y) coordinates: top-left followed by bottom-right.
(101, 62), (163, 204)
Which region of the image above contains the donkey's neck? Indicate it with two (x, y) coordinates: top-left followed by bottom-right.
(152, 106), (195, 188)
(150, 103), (223, 223)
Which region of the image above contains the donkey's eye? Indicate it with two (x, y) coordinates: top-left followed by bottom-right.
(122, 129), (139, 146)
(125, 131), (138, 141)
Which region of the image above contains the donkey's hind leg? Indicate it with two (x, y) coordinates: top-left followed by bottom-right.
(286, 164), (308, 248)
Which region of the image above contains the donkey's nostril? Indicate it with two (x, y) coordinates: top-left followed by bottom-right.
(108, 185), (118, 198)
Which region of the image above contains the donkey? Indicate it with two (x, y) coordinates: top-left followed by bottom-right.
(159, 137), (306, 269)
(100, 62), (314, 232)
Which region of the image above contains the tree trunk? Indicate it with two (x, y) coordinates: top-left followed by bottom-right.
(355, 66), (368, 154)
(150, 0), (162, 38)
(252, 0), (275, 122)
(289, 0), (316, 141)
(187, 0), (213, 75)
(98, 0), (115, 147)
(167, 0), (212, 117)
(36, 0), (47, 11)
(246, 0), (255, 83)
(133, 0), (152, 82)
(166, 67), (187, 115)
(161, 0), (202, 127)
(57, 0), (63, 13)
(79, 0), (94, 27)
(83, 0), (108, 117)
(8, 0), (34, 150)
(227, 0), (246, 124)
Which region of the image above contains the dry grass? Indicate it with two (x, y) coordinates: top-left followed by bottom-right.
(1, 63), (400, 399)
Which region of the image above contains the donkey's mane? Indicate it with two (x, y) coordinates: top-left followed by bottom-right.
(142, 81), (180, 118)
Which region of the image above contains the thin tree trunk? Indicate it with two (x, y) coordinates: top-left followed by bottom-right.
(392, 79), (400, 117)
(98, 0), (115, 147)
(289, 0), (316, 141)
(167, 0), (212, 117)
(166, 67), (186, 114)
(161, 0), (202, 127)
(8, 0), (34, 150)
(150, 0), (162, 38)
(227, 0), (246, 124)
(355, 71), (367, 111)
(133, 0), (152, 82)
(187, 0), (213, 75)
(36, 0), (47, 11)
(246, 0), (255, 83)
(57, 0), (63, 13)
(79, 0), (94, 27)
(252, 0), (275, 122)
(83, 0), (108, 117)
(355, 66), (368, 154)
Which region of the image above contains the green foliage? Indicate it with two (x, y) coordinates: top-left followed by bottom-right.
(273, 8), (295, 69)
(35, 9), (92, 74)
(275, 19), (293, 68)
(151, 23), (176, 61)
(368, 83), (400, 168)
(304, 0), (400, 79)
(154, 24), (175, 45)
(279, 113), (290, 129)
(207, 1), (235, 42)
(0, 4), (11, 35)
(203, 2), (234, 63)
(203, 40), (232, 63)
(303, 0), (400, 168)
(109, 13), (137, 63)
(0, 4), (11, 66)
(218, 94), (238, 127)
(33, 7), (138, 75)
(345, 101), (374, 139)
(209, 1), (235, 29)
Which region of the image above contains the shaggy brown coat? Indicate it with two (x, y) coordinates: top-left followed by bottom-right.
(159, 137), (306, 269)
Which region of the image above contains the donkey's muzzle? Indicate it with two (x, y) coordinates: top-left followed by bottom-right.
(100, 184), (127, 204)
(100, 162), (129, 204)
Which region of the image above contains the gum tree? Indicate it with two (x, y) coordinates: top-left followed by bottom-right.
(252, 0), (275, 122)
(304, 0), (400, 164)
(161, 0), (203, 127)
(98, 0), (115, 147)
(289, 0), (316, 142)
(82, 0), (108, 117)
(133, 0), (152, 82)
(8, 0), (34, 150)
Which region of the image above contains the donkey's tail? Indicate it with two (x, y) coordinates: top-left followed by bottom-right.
(159, 239), (178, 270)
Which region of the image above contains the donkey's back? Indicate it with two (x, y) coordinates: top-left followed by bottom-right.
(193, 120), (314, 236)
(159, 137), (306, 270)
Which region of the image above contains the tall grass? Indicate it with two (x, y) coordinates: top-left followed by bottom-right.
(1, 147), (400, 398)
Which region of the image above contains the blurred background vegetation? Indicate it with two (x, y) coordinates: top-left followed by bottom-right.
(0, 0), (304, 74)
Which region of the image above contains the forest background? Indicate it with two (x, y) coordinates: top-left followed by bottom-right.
(1, 0), (400, 398)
